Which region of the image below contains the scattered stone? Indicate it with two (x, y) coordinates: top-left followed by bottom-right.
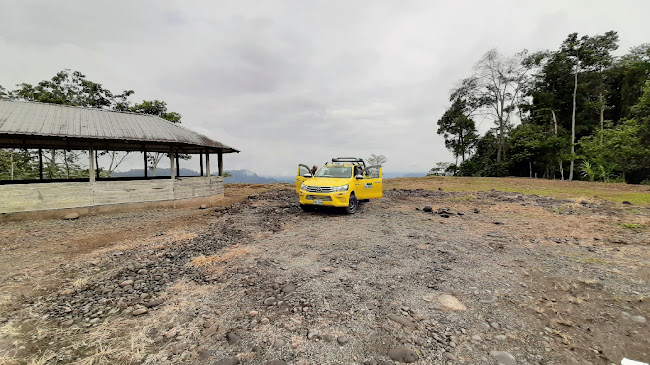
(261, 317), (270, 325)
(473, 208), (480, 214)
(622, 312), (646, 323)
(226, 332), (242, 345)
(132, 308), (148, 316)
(199, 204), (208, 209)
(436, 294), (467, 311)
(249, 310), (259, 317)
(479, 296), (497, 304)
(307, 329), (319, 340)
(337, 336), (349, 345)
(322, 334), (334, 342)
(264, 297), (277, 306)
(144, 299), (164, 308)
(63, 212), (79, 220)
(59, 289), (75, 296)
(61, 319), (74, 327)
(388, 347), (419, 363)
(471, 335), (482, 342)
(119, 279), (134, 287)
(442, 352), (458, 361)
(323, 267), (335, 273)
(197, 348), (212, 360)
(422, 294), (434, 302)
(423, 206), (433, 212)
(214, 357), (239, 365)
(489, 350), (517, 365)
(282, 283), (296, 294)
(388, 315), (416, 328)
(252, 345), (263, 352)
(273, 338), (286, 348)
(622, 201), (632, 205)
(264, 361), (286, 365)
(494, 335), (507, 341)
(490, 322), (500, 329)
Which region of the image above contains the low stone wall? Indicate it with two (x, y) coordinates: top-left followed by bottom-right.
(0, 176), (224, 216)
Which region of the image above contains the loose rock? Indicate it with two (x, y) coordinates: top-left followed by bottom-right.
(214, 357), (239, 365)
(388, 347), (419, 363)
(436, 294), (467, 311)
(489, 350), (517, 365)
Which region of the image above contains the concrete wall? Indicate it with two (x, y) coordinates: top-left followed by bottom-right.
(0, 176), (224, 215)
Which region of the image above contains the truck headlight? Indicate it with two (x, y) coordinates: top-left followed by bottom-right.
(300, 182), (308, 190)
(332, 184), (349, 192)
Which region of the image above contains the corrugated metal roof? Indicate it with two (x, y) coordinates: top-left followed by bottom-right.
(0, 100), (239, 153)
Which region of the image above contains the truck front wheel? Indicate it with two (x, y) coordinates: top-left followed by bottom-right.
(345, 193), (358, 214)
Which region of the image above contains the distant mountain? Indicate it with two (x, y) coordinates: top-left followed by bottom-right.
(224, 169), (278, 184)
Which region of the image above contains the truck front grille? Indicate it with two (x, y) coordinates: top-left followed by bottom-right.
(306, 195), (333, 201)
(305, 186), (334, 193)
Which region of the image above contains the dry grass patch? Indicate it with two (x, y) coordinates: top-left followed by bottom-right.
(189, 245), (254, 269)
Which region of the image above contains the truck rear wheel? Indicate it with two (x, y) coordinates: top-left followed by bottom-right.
(345, 194), (358, 214)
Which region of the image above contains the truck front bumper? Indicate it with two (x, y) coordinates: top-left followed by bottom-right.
(298, 190), (351, 207)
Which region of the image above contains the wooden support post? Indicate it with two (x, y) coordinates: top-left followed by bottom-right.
(143, 149), (148, 177)
(175, 152), (180, 177)
(95, 149), (99, 179)
(199, 153), (204, 177)
(218, 151), (223, 177)
(170, 150), (175, 180)
(205, 152), (211, 177)
(38, 148), (43, 180)
(89, 146), (95, 183)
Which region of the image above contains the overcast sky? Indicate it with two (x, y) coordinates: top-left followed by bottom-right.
(1, 0), (649, 177)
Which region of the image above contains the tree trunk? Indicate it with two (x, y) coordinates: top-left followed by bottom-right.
(569, 65), (578, 181)
(63, 150), (70, 178)
(49, 149), (56, 179)
(551, 109), (558, 135)
(600, 95), (605, 145)
(529, 160), (532, 178)
(497, 116), (504, 163)
(559, 161), (564, 181)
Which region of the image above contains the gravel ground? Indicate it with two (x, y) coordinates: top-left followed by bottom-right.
(0, 185), (648, 364)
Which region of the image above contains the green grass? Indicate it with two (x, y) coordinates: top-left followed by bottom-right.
(386, 176), (650, 207)
(621, 223), (644, 229)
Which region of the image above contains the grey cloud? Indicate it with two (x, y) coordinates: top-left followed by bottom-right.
(2, 0), (649, 177)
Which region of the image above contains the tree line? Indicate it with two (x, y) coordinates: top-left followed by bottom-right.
(0, 70), (184, 180)
(435, 31), (650, 184)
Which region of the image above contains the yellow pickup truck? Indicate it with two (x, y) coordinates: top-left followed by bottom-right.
(296, 157), (383, 214)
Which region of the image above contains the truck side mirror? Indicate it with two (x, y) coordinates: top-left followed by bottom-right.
(302, 173), (312, 178)
(355, 175), (363, 179)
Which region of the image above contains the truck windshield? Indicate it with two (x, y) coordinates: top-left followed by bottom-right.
(315, 166), (352, 178)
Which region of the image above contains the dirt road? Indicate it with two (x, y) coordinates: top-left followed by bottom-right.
(0, 183), (648, 364)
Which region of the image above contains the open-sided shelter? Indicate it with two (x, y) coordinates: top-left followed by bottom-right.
(0, 99), (239, 218)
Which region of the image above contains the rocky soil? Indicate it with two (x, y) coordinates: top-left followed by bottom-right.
(0, 185), (648, 364)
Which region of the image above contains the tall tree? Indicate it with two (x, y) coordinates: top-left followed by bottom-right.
(436, 98), (478, 164)
(131, 100), (184, 175)
(560, 31), (619, 181)
(366, 154), (388, 166)
(452, 50), (530, 162)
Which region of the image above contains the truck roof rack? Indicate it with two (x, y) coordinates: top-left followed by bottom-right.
(332, 157), (364, 163)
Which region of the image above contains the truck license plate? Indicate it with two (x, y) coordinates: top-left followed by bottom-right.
(313, 200), (323, 205)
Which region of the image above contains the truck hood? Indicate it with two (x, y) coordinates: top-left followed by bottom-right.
(304, 177), (351, 187)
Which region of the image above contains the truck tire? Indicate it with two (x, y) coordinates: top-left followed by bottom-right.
(345, 193), (358, 214)
(300, 204), (314, 212)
